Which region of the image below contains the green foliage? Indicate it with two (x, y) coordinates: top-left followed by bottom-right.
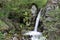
(0, 0), (60, 40)
(48, 9), (60, 22)
(44, 9), (60, 31)
(43, 9), (60, 40)
(0, 32), (4, 40)
(0, 20), (9, 31)
(0, 0), (47, 19)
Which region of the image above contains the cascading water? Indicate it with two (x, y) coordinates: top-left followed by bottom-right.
(31, 9), (42, 40)
(34, 9), (42, 31)
(23, 9), (42, 35)
(23, 5), (47, 40)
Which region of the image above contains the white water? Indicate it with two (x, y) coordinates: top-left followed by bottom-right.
(23, 9), (42, 36)
(30, 9), (43, 40)
(23, 9), (47, 40)
(34, 9), (42, 31)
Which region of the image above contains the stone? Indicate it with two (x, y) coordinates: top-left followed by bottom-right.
(13, 37), (18, 40)
(31, 4), (37, 16)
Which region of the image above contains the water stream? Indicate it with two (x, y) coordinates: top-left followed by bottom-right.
(23, 8), (47, 40)
(34, 9), (42, 31)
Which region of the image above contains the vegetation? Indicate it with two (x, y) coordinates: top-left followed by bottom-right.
(0, 0), (60, 40)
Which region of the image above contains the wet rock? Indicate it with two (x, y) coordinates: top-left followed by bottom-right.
(13, 37), (18, 40)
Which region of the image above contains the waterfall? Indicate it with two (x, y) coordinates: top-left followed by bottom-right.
(23, 8), (47, 40)
(34, 9), (42, 31)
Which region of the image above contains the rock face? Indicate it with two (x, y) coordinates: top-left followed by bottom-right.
(31, 3), (37, 17)
(43, 0), (60, 40)
(46, 0), (58, 12)
(44, 0), (59, 22)
(52, 0), (58, 3)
